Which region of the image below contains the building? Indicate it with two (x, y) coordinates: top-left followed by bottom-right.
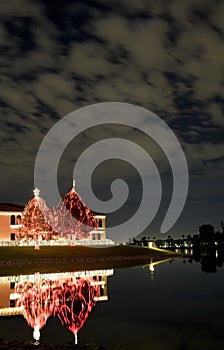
(0, 186), (112, 245)
(0, 203), (108, 244)
(0, 203), (24, 241)
(90, 213), (106, 240)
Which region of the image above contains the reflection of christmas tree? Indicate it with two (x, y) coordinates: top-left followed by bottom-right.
(54, 182), (98, 241)
(15, 274), (100, 344)
(54, 278), (99, 344)
(16, 188), (55, 249)
(16, 273), (54, 342)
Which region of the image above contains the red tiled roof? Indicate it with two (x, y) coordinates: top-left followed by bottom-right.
(0, 203), (24, 212)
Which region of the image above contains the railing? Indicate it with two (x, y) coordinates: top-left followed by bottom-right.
(0, 239), (115, 247)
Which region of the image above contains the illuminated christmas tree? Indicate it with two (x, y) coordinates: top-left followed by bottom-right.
(55, 181), (98, 242)
(16, 188), (55, 249)
(15, 182), (98, 246)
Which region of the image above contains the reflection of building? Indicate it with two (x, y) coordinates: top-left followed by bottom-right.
(0, 269), (113, 311)
(0, 269), (114, 343)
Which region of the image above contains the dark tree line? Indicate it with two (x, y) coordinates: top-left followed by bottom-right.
(128, 221), (224, 249)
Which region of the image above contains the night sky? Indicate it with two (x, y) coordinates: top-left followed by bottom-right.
(0, 0), (223, 240)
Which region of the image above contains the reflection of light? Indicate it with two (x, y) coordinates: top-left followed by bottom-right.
(96, 296), (108, 301)
(147, 258), (173, 277)
(0, 307), (23, 316)
(0, 269), (114, 283)
(33, 327), (40, 341)
(9, 293), (20, 300)
(149, 264), (154, 272)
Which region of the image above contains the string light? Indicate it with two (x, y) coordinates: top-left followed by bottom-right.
(15, 274), (100, 344)
(15, 184), (98, 248)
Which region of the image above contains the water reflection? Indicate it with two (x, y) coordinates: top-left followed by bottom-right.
(2, 256), (221, 349)
(182, 249), (224, 273)
(16, 275), (54, 343)
(147, 257), (174, 280)
(53, 277), (99, 344)
(0, 269), (113, 344)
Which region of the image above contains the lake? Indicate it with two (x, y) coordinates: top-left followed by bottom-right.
(0, 255), (224, 350)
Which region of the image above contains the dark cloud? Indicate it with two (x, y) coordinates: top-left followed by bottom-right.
(0, 0), (223, 237)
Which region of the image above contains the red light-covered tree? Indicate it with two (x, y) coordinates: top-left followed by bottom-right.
(54, 183), (98, 242)
(15, 183), (98, 247)
(16, 188), (55, 249)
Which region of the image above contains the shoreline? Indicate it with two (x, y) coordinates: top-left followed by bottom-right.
(0, 339), (106, 350)
(0, 245), (180, 275)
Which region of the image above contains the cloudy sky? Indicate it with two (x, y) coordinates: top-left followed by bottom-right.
(0, 0), (223, 239)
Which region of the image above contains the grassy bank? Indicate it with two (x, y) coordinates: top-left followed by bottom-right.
(0, 244), (176, 260)
(0, 245), (178, 275)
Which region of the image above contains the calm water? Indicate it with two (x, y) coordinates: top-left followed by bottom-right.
(1, 257), (224, 350)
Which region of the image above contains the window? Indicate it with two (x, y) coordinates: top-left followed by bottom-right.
(10, 215), (15, 225)
(10, 299), (16, 308)
(98, 219), (102, 228)
(16, 215), (21, 225)
(10, 282), (15, 289)
(10, 233), (15, 241)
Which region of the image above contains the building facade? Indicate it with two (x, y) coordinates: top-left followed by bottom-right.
(0, 203), (24, 241)
(0, 203), (107, 243)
